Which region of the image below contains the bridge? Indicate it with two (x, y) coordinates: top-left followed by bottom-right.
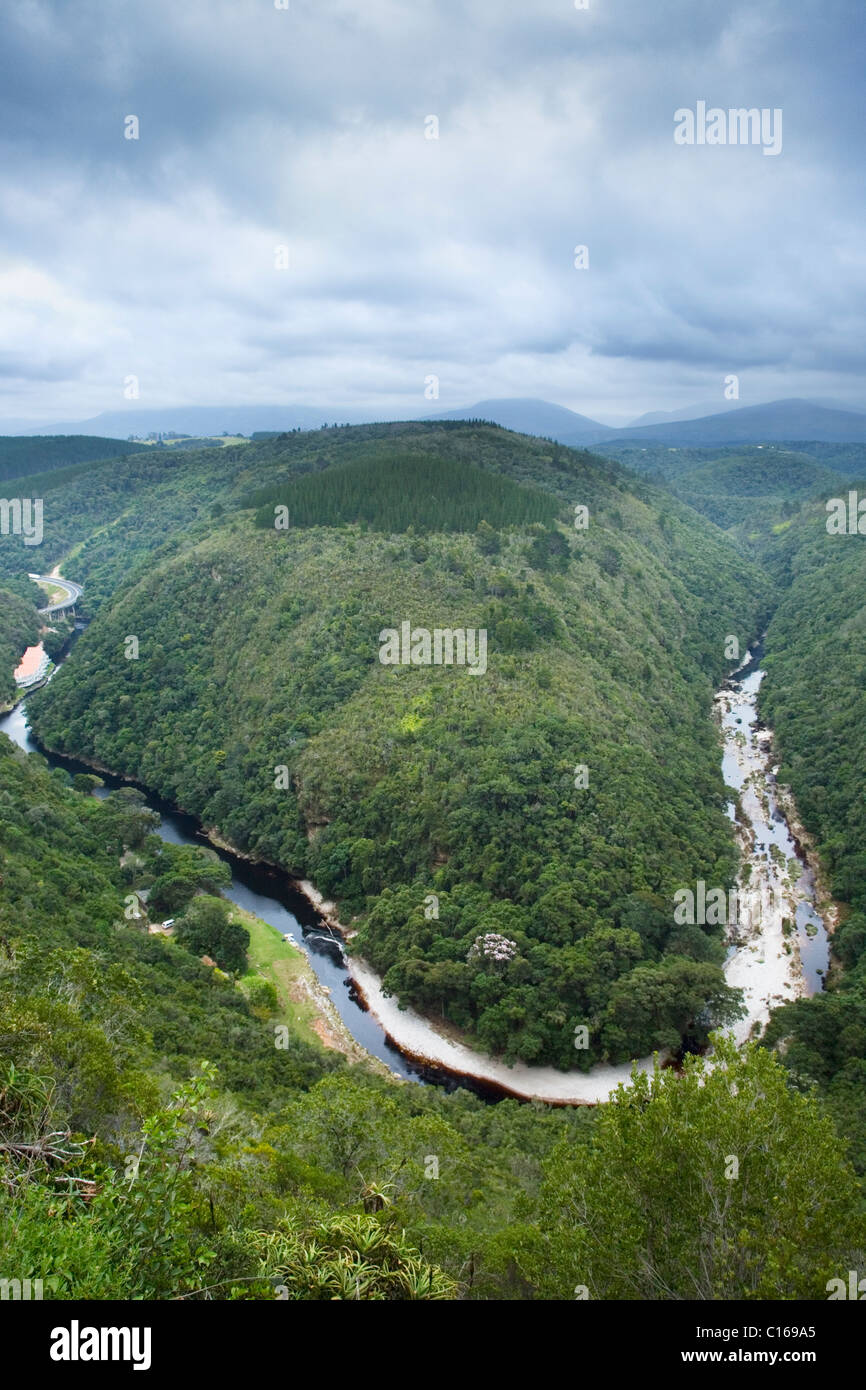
(29, 573), (83, 619)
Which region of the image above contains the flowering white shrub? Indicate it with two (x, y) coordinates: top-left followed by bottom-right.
(467, 932), (518, 966)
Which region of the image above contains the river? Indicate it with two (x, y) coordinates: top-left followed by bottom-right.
(715, 642), (830, 1041)
(0, 633), (831, 1104)
(0, 653), (505, 1097)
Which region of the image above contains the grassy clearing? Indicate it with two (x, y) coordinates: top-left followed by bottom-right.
(36, 582), (67, 606)
(232, 902), (333, 1052)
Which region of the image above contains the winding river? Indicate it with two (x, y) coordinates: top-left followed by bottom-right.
(0, 633), (831, 1104)
(717, 643), (830, 1041)
(0, 657), (503, 1097)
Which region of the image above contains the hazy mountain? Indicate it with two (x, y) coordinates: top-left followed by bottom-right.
(627, 399), (747, 428)
(610, 399), (866, 446)
(432, 396), (866, 446)
(803, 397), (866, 415)
(1, 404), (390, 439)
(0, 397), (616, 445)
(429, 397), (614, 445)
(7, 394), (866, 449)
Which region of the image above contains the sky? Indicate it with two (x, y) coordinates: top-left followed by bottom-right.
(0, 0), (864, 429)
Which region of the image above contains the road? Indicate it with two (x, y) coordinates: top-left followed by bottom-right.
(28, 573), (83, 614)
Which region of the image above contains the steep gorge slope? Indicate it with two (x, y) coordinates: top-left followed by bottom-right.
(756, 485), (866, 1166)
(0, 588), (39, 705)
(29, 425), (771, 1068)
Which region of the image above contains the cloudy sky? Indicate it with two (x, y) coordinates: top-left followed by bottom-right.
(0, 0), (863, 428)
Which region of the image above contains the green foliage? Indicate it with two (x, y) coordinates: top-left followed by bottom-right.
(602, 442), (847, 533)
(737, 488), (866, 1166)
(250, 451), (560, 534)
(234, 1212), (457, 1300)
(148, 846), (231, 914)
(1, 1064), (219, 1299)
(0, 739), (591, 1301)
(0, 435), (147, 484)
(6, 421), (865, 1302)
(523, 1036), (865, 1299)
(0, 589), (39, 703)
(176, 895), (250, 973)
(1, 722), (864, 1301)
(245, 975), (279, 1017)
(29, 422), (770, 1065)
(0, 735), (337, 1111)
(759, 495), (866, 918)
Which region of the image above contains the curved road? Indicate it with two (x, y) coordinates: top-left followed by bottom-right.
(28, 573), (83, 615)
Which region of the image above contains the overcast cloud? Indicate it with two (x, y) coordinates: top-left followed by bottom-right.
(0, 0), (863, 427)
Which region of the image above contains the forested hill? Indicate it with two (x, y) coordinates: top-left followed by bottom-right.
(756, 485), (866, 1166)
(29, 422), (771, 1069)
(742, 476), (866, 938)
(0, 587), (39, 704)
(0, 433), (147, 483)
(596, 442), (854, 533)
(3, 733), (860, 1300)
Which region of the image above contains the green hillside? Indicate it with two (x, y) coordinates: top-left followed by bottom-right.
(753, 488), (866, 1166)
(0, 734), (583, 1300)
(29, 423), (772, 1068)
(761, 489), (866, 912)
(599, 443), (847, 532)
(0, 588), (39, 704)
(2, 733), (861, 1300)
(0, 434), (147, 484)
(250, 451), (560, 533)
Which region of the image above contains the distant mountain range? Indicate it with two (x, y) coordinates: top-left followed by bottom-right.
(430, 397), (612, 446)
(4, 395), (866, 448)
(627, 399), (747, 428)
(625, 397), (866, 427)
(0, 404), (386, 440)
(612, 399), (866, 446)
(432, 397), (866, 446)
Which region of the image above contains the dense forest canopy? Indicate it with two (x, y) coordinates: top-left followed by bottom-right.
(0, 588), (39, 704)
(26, 423), (771, 1067)
(249, 451), (561, 533)
(596, 441), (855, 532)
(1, 737), (862, 1300)
(752, 488), (866, 1168)
(0, 434), (147, 484)
(5, 420), (866, 1300)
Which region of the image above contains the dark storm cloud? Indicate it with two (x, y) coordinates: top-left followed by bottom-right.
(0, 0), (864, 425)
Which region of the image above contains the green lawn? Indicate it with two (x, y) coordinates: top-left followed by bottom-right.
(234, 903), (335, 1052)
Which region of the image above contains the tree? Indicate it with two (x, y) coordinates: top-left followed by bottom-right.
(601, 957), (744, 1060)
(525, 1035), (866, 1300)
(175, 896), (249, 973)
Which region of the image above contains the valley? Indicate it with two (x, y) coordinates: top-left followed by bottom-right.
(2, 580), (831, 1104)
(3, 0), (864, 1324)
(2, 420), (865, 1301)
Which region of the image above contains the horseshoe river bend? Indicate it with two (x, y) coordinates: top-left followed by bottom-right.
(0, 636), (832, 1105)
